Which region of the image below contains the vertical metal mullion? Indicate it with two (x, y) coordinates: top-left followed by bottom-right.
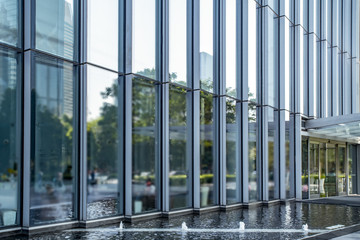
(241, 101), (249, 203)
(289, 112), (295, 198)
(278, 110), (286, 199)
(161, 0), (170, 213)
(22, 0), (34, 228)
(22, 51), (31, 229)
(219, 96), (226, 206)
(79, 64), (87, 222)
(124, 75), (132, 218)
(294, 113), (302, 199)
(188, 0), (199, 210)
(123, 0), (132, 218)
(235, 101), (242, 202)
(192, 90), (200, 210)
(218, 0), (226, 207)
(78, 0), (87, 222)
(261, 107), (269, 201)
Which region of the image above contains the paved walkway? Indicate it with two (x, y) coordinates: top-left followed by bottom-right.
(332, 230), (360, 239)
(303, 195), (360, 207)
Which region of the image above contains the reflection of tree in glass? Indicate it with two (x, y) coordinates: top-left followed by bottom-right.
(169, 86), (187, 172)
(0, 88), (18, 177)
(31, 100), (74, 182)
(132, 78), (156, 175)
(87, 83), (118, 177)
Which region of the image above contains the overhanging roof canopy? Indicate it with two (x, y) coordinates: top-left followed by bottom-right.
(305, 113), (360, 143)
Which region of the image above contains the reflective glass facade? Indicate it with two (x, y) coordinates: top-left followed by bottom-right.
(0, 0), (360, 235)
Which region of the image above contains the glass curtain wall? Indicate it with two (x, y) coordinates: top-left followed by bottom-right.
(35, 0), (77, 60)
(132, 0), (156, 79)
(30, 54), (77, 225)
(268, 108), (276, 200)
(199, 0), (214, 92)
(0, 0), (21, 47)
(0, 47), (21, 227)
(169, 85), (190, 210)
(200, 91), (215, 207)
(132, 78), (159, 214)
(248, 102), (257, 202)
(86, 66), (120, 219)
(226, 98), (237, 204)
(169, 0), (187, 86)
(87, 0), (118, 71)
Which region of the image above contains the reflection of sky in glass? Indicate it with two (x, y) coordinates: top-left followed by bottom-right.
(88, 0), (118, 71)
(200, 0), (213, 56)
(132, 0), (155, 74)
(226, 0), (236, 96)
(87, 66), (118, 121)
(248, 0), (257, 101)
(169, 0), (187, 83)
(200, 0), (213, 91)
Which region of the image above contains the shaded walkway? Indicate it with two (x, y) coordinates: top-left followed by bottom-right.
(303, 195), (360, 207)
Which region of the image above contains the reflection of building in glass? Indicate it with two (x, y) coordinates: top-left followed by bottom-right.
(200, 52), (212, 82)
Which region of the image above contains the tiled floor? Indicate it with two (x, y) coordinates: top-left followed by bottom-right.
(332, 231), (360, 239)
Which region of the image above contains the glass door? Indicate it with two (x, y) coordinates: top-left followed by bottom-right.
(319, 143), (326, 197)
(309, 143), (320, 198)
(337, 145), (347, 195)
(325, 144), (336, 197)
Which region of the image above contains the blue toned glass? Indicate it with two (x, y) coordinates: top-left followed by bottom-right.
(35, 0), (77, 60)
(132, 77), (159, 214)
(30, 54), (77, 225)
(0, 47), (21, 227)
(0, 0), (21, 47)
(169, 85), (190, 210)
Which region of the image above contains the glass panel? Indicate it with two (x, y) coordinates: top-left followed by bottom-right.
(0, 47), (21, 227)
(268, 108), (276, 200)
(30, 54), (77, 225)
(86, 66), (119, 219)
(200, 91), (215, 207)
(349, 145), (357, 194)
(309, 143), (320, 198)
(226, 98), (237, 204)
(132, 78), (159, 214)
(132, 0), (156, 79)
(169, 0), (187, 86)
(267, 0), (278, 14)
(248, 102), (257, 202)
(87, 0), (118, 71)
(35, 0), (77, 60)
(0, 0), (20, 46)
(248, 0), (258, 102)
(199, 0), (213, 92)
(337, 146), (346, 195)
(169, 85), (190, 209)
(225, 0), (236, 97)
(301, 139), (309, 199)
(325, 144), (336, 197)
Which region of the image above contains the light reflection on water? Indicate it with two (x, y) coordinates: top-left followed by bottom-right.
(11, 202), (360, 240)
